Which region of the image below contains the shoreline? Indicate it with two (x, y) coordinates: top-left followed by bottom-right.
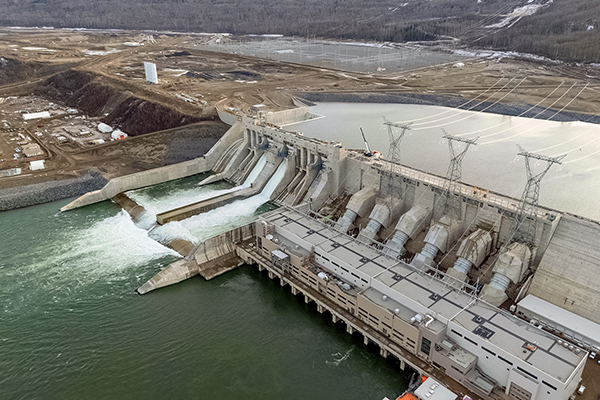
(297, 91), (600, 124)
(0, 169), (108, 211)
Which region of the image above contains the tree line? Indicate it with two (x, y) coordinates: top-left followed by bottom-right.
(1, 0), (598, 63)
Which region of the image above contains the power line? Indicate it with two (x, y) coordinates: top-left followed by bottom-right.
(512, 145), (566, 245)
(440, 132), (479, 219)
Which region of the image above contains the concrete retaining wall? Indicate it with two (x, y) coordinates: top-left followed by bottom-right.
(216, 106), (241, 126)
(60, 121), (244, 211)
(136, 259), (199, 295)
(193, 223), (256, 265)
(265, 107), (311, 126)
(137, 223), (257, 294)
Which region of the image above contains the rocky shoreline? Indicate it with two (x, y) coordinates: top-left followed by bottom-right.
(0, 169), (108, 212)
(297, 92), (600, 124)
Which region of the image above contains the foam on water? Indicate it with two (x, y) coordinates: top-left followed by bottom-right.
(149, 220), (199, 245)
(2, 210), (179, 313)
(129, 154), (268, 230)
(128, 182), (233, 218)
(180, 159), (288, 241)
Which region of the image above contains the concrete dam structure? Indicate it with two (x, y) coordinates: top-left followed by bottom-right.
(65, 107), (600, 400)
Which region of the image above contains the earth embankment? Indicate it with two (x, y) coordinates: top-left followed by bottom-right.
(0, 169), (107, 211)
(34, 69), (206, 136)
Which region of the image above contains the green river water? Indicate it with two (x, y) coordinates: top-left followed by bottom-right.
(0, 173), (408, 400)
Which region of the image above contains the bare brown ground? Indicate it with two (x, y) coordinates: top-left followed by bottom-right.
(1, 28), (599, 188)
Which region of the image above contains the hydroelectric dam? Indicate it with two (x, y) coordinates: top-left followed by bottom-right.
(62, 105), (600, 400)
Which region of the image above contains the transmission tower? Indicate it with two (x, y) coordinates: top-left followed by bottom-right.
(512, 145), (565, 245)
(441, 132), (478, 219)
(383, 120), (411, 200)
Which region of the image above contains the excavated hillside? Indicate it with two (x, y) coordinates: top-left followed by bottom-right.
(34, 69), (206, 136)
(0, 57), (75, 85)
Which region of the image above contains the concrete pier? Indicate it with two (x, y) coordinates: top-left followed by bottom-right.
(137, 223), (255, 294)
(136, 259), (199, 295)
(111, 192), (146, 223)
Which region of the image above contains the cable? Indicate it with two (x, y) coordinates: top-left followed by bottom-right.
(411, 76), (528, 131)
(564, 146), (600, 165)
(397, 77), (517, 128)
(453, 81), (566, 138)
(390, 76), (508, 124)
(478, 83), (589, 145)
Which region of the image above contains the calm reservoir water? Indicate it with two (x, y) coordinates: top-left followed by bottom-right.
(289, 103), (600, 220)
(0, 172), (408, 399)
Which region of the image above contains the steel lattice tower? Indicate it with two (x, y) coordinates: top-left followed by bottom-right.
(512, 145), (565, 245)
(383, 120), (411, 200)
(441, 133), (479, 219)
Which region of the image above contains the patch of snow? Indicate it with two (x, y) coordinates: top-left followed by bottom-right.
(22, 47), (56, 52)
(486, 4), (544, 29)
(164, 69), (189, 77)
(453, 49), (561, 64)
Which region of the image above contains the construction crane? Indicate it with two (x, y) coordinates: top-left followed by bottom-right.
(360, 127), (381, 159)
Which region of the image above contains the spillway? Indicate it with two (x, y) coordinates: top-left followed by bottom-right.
(128, 154), (268, 230)
(150, 159), (287, 243)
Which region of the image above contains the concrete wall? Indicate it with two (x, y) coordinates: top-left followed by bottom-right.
(61, 120), (244, 211)
(529, 215), (600, 325)
(265, 107), (311, 126)
(193, 223), (256, 265)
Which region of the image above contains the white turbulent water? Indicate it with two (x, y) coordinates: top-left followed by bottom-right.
(178, 159), (288, 241)
(1, 155), (286, 314)
(129, 154), (268, 233)
(3, 210), (179, 313)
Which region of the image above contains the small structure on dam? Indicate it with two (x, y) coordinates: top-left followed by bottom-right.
(66, 105), (600, 400)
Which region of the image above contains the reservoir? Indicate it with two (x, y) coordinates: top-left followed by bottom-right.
(2, 101), (598, 399)
(289, 102), (600, 220)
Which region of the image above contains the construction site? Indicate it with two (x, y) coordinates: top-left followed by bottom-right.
(1, 27), (599, 196)
(3, 27), (600, 400)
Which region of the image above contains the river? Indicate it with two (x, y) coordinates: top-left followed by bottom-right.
(0, 172), (408, 399)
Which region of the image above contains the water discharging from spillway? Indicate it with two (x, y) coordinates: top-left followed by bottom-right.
(146, 158), (288, 244)
(128, 154), (268, 231)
